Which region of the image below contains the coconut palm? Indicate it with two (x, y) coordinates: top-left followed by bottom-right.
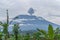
(0, 10), (9, 40)
(6, 10), (10, 38)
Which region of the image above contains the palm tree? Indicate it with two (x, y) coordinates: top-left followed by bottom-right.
(0, 10), (9, 40)
(6, 10), (9, 25)
(6, 10), (10, 38)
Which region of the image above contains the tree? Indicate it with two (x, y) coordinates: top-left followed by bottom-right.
(0, 10), (9, 40)
(6, 10), (10, 38)
(6, 10), (9, 25)
(28, 8), (34, 15)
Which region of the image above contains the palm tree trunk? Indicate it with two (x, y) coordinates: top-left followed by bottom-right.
(6, 10), (10, 38)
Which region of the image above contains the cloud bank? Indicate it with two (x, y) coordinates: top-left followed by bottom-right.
(0, 0), (60, 25)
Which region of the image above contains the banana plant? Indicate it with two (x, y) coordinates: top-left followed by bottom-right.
(48, 24), (54, 40)
(0, 32), (2, 40)
(54, 27), (60, 40)
(37, 24), (55, 40)
(0, 22), (8, 40)
(32, 30), (42, 40)
(54, 27), (60, 34)
(13, 24), (19, 40)
(23, 33), (30, 40)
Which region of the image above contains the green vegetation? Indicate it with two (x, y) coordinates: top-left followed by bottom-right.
(13, 24), (19, 40)
(0, 23), (60, 40)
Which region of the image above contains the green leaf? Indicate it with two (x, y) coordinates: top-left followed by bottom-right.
(48, 24), (54, 40)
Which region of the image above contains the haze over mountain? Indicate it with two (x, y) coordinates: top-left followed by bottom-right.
(8, 14), (60, 33)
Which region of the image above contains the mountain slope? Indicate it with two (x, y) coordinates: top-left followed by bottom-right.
(9, 15), (60, 32)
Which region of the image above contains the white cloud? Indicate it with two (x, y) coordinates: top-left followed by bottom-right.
(0, 0), (60, 25)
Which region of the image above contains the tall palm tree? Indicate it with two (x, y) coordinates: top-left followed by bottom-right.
(6, 10), (10, 38)
(6, 10), (9, 25)
(0, 10), (9, 40)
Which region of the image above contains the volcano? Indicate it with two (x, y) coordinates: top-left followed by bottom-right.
(9, 15), (60, 33)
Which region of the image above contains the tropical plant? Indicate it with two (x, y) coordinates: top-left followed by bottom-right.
(32, 31), (41, 40)
(48, 24), (54, 40)
(54, 27), (60, 40)
(23, 33), (30, 40)
(0, 10), (9, 40)
(0, 32), (2, 40)
(0, 22), (8, 40)
(13, 24), (19, 40)
(37, 24), (55, 40)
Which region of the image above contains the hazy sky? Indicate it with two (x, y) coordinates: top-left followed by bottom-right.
(0, 0), (60, 25)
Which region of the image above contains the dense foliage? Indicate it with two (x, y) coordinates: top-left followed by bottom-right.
(0, 23), (60, 40)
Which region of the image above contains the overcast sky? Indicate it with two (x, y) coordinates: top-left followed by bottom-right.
(0, 0), (60, 25)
